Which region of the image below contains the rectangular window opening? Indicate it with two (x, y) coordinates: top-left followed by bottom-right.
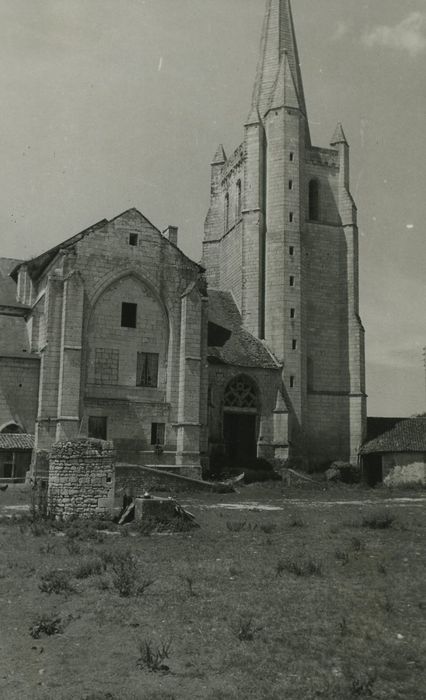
(290, 308), (295, 319)
(88, 416), (107, 441)
(151, 422), (165, 446)
(129, 233), (138, 246)
(121, 302), (137, 328)
(289, 212), (294, 223)
(292, 339), (298, 350)
(289, 152), (294, 162)
(288, 180), (293, 190)
(290, 376), (295, 388)
(289, 246), (294, 256)
(137, 352), (159, 388)
(290, 276), (295, 287)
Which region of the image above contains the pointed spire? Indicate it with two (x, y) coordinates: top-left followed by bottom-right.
(330, 122), (348, 146)
(274, 390), (288, 414)
(251, 0), (307, 119)
(269, 51), (300, 112)
(245, 105), (261, 127)
(211, 144), (227, 166)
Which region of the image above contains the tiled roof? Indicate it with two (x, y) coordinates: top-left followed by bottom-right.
(207, 290), (280, 370)
(360, 417), (426, 455)
(366, 417), (405, 442)
(0, 433), (34, 450)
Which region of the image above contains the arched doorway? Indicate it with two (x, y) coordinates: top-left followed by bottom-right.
(223, 375), (259, 466)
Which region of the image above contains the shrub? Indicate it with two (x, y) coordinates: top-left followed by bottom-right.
(362, 511), (395, 530)
(259, 522), (277, 534)
(29, 614), (62, 639)
(39, 569), (74, 595)
(74, 557), (104, 580)
(108, 550), (154, 597)
(137, 640), (172, 672)
(111, 551), (137, 597)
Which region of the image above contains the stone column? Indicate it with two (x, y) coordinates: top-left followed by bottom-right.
(175, 283), (204, 476)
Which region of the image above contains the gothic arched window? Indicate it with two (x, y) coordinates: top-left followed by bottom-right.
(309, 179), (320, 221)
(224, 375), (258, 411)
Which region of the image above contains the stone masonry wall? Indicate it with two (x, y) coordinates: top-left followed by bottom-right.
(48, 439), (115, 519)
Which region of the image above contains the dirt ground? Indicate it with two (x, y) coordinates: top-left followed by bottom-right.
(0, 482), (425, 699)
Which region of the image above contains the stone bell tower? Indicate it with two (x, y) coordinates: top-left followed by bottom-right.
(204, 0), (366, 465)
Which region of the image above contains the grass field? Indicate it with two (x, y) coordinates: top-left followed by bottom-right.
(0, 483), (425, 699)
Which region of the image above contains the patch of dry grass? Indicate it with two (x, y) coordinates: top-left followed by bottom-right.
(0, 485), (425, 699)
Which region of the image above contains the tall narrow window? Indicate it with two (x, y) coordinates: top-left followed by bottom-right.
(288, 180), (293, 190)
(307, 357), (314, 391)
(292, 339), (297, 350)
(88, 416), (107, 440)
(290, 376), (295, 388)
(236, 180), (242, 219)
(290, 276), (295, 287)
(309, 179), (320, 221)
(151, 423), (165, 445)
(136, 352), (159, 388)
(289, 246), (294, 256)
(121, 302), (137, 328)
(289, 152), (294, 162)
(224, 192), (230, 232)
(290, 308), (295, 319)
(289, 212), (294, 223)
(129, 233), (138, 246)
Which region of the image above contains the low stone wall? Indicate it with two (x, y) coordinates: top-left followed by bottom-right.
(48, 439), (115, 519)
(115, 463), (218, 495)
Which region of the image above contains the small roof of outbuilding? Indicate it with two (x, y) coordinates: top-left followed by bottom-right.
(0, 433), (34, 450)
(207, 289), (280, 370)
(360, 416), (426, 455)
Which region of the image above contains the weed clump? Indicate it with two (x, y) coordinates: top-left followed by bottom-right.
(226, 520), (246, 533)
(362, 511), (395, 530)
(29, 614), (62, 639)
(288, 516), (306, 528)
(276, 557), (323, 577)
(39, 569), (74, 595)
(231, 615), (263, 642)
(335, 549), (350, 566)
(109, 550), (155, 597)
(259, 522), (277, 534)
(137, 640), (172, 672)
(74, 557), (104, 580)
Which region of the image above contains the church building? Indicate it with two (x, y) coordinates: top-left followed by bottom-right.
(0, 0), (366, 479)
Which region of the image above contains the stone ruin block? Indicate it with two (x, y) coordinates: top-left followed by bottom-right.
(134, 496), (177, 523)
(47, 438), (115, 520)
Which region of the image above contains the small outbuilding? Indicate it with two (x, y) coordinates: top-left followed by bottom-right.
(0, 433), (34, 482)
(360, 417), (426, 487)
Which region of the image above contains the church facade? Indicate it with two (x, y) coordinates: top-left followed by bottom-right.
(0, 0), (366, 478)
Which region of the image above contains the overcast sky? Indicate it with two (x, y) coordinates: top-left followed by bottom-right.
(0, 0), (425, 417)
